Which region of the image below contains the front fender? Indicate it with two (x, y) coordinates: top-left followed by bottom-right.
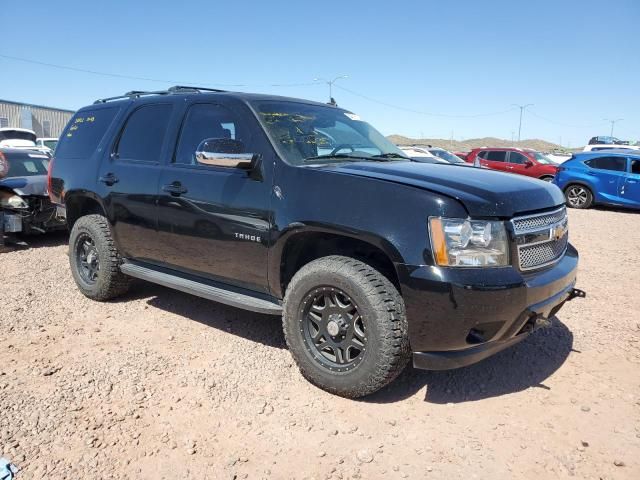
(267, 164), (468, 297)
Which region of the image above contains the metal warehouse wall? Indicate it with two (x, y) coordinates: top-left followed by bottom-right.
(0, 100), (75, 138)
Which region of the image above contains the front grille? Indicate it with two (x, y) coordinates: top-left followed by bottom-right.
(512, 206), (566, 233)
(518, 234), (568, 270)
(511, 207), (568, 271)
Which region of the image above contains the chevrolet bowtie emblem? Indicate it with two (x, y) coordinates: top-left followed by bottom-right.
(550, 222), (566, 241)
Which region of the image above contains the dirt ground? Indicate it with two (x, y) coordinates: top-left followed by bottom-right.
(1, 207), (639, 480)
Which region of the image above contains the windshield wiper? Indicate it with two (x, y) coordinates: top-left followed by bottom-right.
(370, 153), (410, 160)
(303, 154), (372, 163)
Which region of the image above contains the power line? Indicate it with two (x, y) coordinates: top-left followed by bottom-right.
(0, 53), (319, 88)
(527, 109), (609, 129)
(334, 84), (518, 118)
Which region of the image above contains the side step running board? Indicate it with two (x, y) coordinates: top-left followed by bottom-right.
(120, 262), (282, 315)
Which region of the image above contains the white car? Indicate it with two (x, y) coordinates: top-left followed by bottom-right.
(35, 137), (58, 153)
(399, 146), (447, 164)
(582, 144), (640, 152)
(0, 128), (52, 155)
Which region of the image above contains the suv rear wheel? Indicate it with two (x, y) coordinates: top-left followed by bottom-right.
(69, 214), (131, 301)
(283, 256), (410, 398)
(565, 184), (593, 209)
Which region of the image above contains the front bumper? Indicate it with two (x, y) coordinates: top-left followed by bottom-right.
(397, 243), (581, 370)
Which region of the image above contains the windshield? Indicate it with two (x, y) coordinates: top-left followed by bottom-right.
(532, 152), (557, 165)
(428, 148), (465, 164)
(254, 101), (408, 165)
(3, 154), (50, 177)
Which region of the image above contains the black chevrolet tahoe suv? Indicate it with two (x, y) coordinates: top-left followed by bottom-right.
(49, 86), (584, 398)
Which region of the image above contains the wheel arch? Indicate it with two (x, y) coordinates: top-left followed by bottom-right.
(271, 225), (404, 299)
(64, 191), (108, 230)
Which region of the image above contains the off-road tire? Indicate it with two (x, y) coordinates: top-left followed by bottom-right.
(69, 214), (131, 301)
(283, 255), (410, 398)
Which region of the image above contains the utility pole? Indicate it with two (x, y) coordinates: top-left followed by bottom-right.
(512, 104), (533, 142)
(604, 118), (623, 137)
(314, 75), (348, 104)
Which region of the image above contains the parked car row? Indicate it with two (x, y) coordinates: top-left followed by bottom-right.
(396, 143), (640, 211)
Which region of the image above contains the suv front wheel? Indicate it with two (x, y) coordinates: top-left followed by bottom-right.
(283, 256), (410, 398)
(69, 214), (131, 301)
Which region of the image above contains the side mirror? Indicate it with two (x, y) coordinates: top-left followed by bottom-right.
(195, 138), (258, 169)
(524, 160), (534, 167)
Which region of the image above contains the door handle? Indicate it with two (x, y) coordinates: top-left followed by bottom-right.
(162, 182), (188, 196)
(586, 172), (597, 176)
(628, 179), (638, 184)
(99, 173), (119, 186)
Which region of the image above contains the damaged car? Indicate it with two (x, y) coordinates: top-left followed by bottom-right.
(0, 148), (65, 247)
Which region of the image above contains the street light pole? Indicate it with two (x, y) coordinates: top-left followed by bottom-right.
(605, 118), (623, 137)
(314, 75), (348, 104)
(512, 104), (533, 142)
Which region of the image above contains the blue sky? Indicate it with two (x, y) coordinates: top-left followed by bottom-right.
(1, 0), (638, 146)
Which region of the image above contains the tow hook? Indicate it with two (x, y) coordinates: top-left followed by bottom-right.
(567, 288), (586, 301)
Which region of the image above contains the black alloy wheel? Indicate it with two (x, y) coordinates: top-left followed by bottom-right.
(300, 287), (367, 373)
(76, 233), (100, 284)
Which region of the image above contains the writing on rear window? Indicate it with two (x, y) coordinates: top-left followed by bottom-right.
(66, 115), (97, 137)
(56, 107), (119, 159)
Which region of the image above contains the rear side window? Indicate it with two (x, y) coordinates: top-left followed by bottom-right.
(630, 159), (640, 174)
(585, 156), (626, 172)
(485, 151), (507, 162)
(56, 107), (118, 159)
(116, 104), (173, 162)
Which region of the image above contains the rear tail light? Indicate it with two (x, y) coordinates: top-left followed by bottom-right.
(47, 156), (55, 201)
(0, 151), (8, 178)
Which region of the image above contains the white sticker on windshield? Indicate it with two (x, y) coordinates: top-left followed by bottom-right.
(28, 153), (49, 159)
(344, 112), (362, 121)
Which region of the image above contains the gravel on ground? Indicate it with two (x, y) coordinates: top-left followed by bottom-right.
(0, 207), (638, 479)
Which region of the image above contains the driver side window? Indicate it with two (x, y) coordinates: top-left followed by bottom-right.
(174, 104), (245, 165)
(509, 152), (528, 164)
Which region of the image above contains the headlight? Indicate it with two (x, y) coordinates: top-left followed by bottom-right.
(429, 217), (509, 267)
(0, 194), (29, 209)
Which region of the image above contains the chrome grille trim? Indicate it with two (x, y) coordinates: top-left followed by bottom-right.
(518, 234), (568, 270)
(512, 206), (567, 234)
(511, 207), (569, 271)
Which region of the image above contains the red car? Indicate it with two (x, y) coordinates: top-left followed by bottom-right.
(466, 148), (558, 181)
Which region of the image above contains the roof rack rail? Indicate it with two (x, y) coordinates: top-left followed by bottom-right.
(93, 89), (170, 104)
(93, 85), (227, 104)
(168, 85), (227, 93)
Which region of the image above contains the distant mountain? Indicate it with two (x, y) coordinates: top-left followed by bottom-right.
(387, 135), (568, 152)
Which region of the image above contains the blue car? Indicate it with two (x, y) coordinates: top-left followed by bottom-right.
(553, 150), (640, 210)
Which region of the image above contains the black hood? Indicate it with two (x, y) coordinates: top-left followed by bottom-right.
(317, 161), (565, 217)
